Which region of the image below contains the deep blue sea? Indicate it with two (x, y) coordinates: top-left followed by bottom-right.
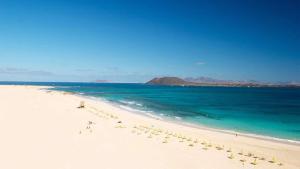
(2, 82), (300, 142)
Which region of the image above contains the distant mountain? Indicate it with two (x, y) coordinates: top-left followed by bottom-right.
(184, 77), (228, 83)
(146, 77), (194, 86)
(146, 77), (300, 87)
(184, 77), (262, 86)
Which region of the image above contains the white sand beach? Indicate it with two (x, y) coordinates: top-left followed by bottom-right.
(0, 85), (299, 169)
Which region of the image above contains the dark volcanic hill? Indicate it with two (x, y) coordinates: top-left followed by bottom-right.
(146, 77), (193, 86)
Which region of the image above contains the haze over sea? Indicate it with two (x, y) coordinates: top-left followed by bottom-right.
(2, 82), (300, 142)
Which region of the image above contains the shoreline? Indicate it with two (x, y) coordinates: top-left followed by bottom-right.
(1, 85), (300, 169)
(53, 87), (300, 146)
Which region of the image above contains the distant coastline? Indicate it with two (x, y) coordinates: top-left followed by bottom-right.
(1, 80), (299, 88)
(146, 77), (300, 88)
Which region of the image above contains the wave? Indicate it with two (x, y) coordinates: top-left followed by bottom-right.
(175, 116), (182, 120)
(119, 100), (143, 107)
(119, 105), (140, 112)
(118, 105), (163, 120)
(145, 112), (163, 120)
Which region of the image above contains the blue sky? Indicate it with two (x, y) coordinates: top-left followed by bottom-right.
(0, 0), (299, 82)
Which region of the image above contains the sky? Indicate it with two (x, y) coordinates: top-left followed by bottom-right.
(0, 0), (299, 83)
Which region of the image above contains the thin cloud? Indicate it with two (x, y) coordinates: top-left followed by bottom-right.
(0, 67), (55, 76)
(196, 61), (205, 65)
(0, 67), (96, 82)
(75, 68), (94, 72)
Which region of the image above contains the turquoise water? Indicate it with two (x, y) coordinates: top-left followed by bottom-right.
(2, 82), (300, 141)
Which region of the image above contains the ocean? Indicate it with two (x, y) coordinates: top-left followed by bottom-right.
(2, 82), (300, 142)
